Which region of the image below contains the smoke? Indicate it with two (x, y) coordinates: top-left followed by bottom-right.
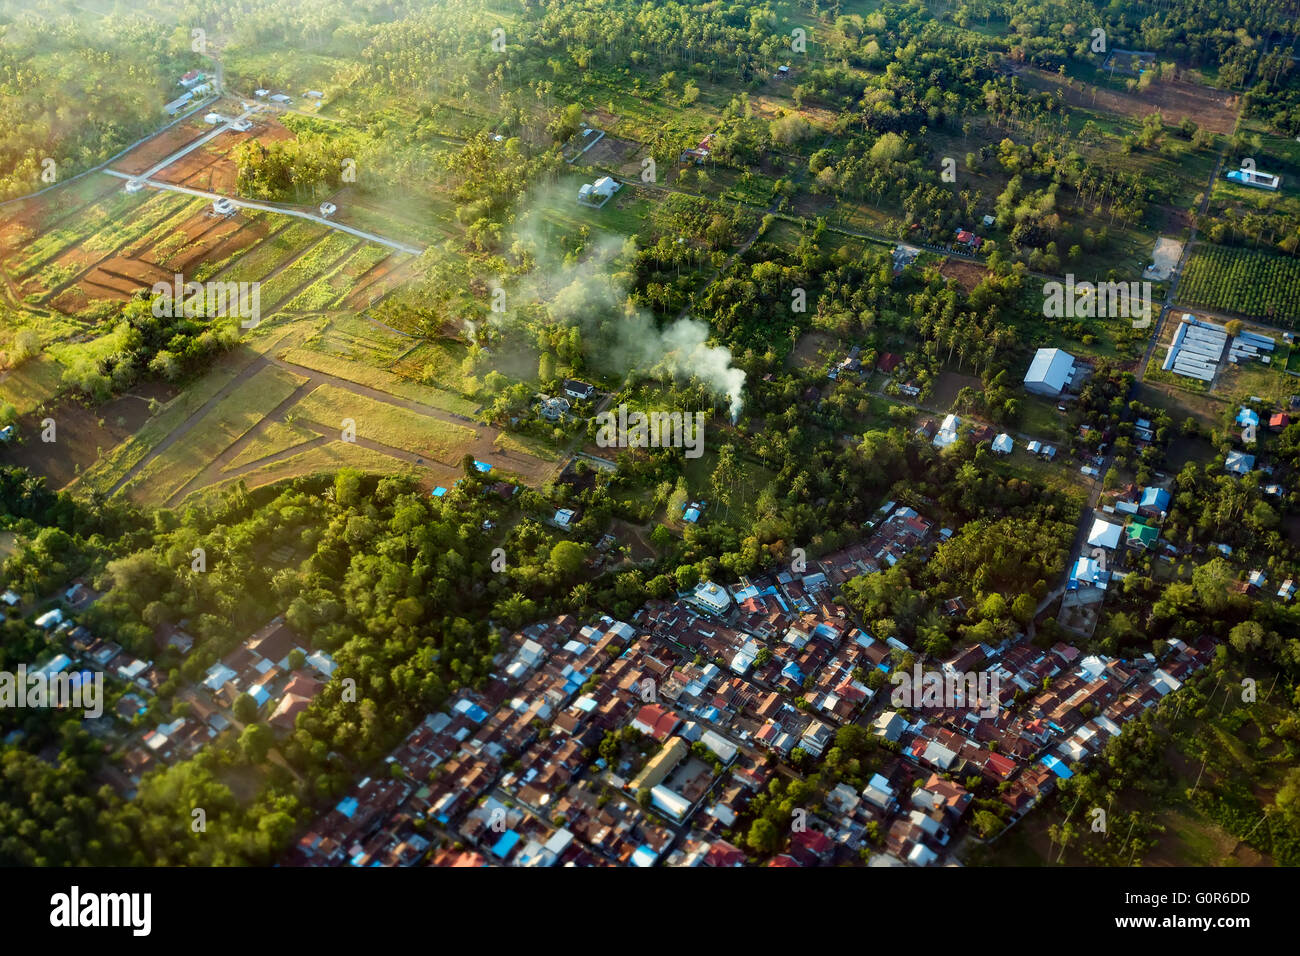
(507, 184), (745, 418)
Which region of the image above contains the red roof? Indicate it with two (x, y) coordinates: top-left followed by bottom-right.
(984, 752), (1017, 778)
(705, 840), (746, 867)
(633, 703), (680, 740)
(1270, 413), (1289, 428)
(767, 854), (801, 867)
(791, 829), (833, 856)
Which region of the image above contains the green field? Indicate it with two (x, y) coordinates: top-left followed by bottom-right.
(290, 382), (478, 463)
(1179, 244), (1300, 324)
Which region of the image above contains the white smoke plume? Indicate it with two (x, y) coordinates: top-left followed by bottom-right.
(507, 185), (746, 418)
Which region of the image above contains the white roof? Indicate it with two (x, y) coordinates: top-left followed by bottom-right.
(1086, 517), (1123, 550)
(1024, 348), (1075, 392)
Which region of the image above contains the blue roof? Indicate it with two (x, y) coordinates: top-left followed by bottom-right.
(876, 662), (891, 673)
(683, 508), (700, 523)
(464, 703), (489, 723)
(491, 830), (521, 858)
(473, 460), (492, 473)
(1236, 407), (1260, 427)
(336, 796), (359, 818)
(1041, 755), (1073, 778)
(431, 486), (447, 497)
(1140, 487), (1170, 509)
(782, 662), (804, 681)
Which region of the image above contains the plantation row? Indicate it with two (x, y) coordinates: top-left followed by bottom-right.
(1178, 244), (1300, 325)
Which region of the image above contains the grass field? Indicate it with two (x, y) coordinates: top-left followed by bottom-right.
(290, 382), (477, 463)
(278, 346), (479, 416)
(223, 419), (320, 469)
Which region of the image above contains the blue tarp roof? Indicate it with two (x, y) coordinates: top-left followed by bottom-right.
(473, 460), (492, 473)
(336, 796), (359, 818)
(431, 487), (447, 497)
(491, 830), (521, 858)
(1041, 754), (1073, 778)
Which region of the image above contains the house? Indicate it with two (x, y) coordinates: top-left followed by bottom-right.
(1023, 348), (1076, 397)
(1226, 166), (1281, 190)
(538, 395), (570, 421)
(164, 93), (194, 115)
(981, 214), (996, 227)
(1070, 555), (1109, 589)
(1270, 413), (1290, 431)
(933, 414), (960, 449)
(1087, 517), (1123, 550)
(270, 93), (292, 104)
(1225, 451), (1255, 476)
(1138, 486), (1171, 517)
(954, 229), (983, 250)
(682, 501), (705, 524)
(1278, 579), (1296, 602)
(692, 581), (731, 616)
(1126, 523), (1158, 550)
(992, 433), (1014, 455)
(179, 70), (204, 88)
(876, 352), (902, 374)
(578, 176), (620, 207)
(553, 508), (576, 528)
(563, 379), (595, 400)
(1236, 407), (1260, 429)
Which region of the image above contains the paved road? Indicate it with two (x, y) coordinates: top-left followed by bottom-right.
(100, 169), (426, 255)
(128, 107), (257, 182)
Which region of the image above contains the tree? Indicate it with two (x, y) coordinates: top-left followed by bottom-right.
(233, 693), (259, 724)
(549, 540), (587, 578)
(746, 817), (779, 855)
(239, 723), (272, 763)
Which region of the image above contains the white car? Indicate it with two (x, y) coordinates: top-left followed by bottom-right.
(319, 202), (337, 218)
(212, 198), (235, 215)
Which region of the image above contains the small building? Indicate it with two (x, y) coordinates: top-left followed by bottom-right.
(1226, 166), (1280, 191)
(319, 202), (337, 218)
(0, 425), (14, 443)
(1137, 486), (1171, 517)
(164, 92), (194, 115)
(577, 176), (620, 207)
(692, 581), (731, 616)
(1278, 579), (1296, 602)
(1023, 348), (1076, 397)
(1126, 523), (1158, 549)
(553, 508), (576, 528)
(1225, 451), (1255, 476)
(212, 198), (235, 216)
(932, 414), (960, 449)
(992, 433), (1014, 455)
(538, 395), (570, 421)
(562, 379), (595, 400)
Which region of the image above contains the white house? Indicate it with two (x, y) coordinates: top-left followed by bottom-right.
(1023, 348), (1076, 397)
(933, 414), (960, 448)
(1087, 516), (1123, 550)
(578, 176), (620, 207)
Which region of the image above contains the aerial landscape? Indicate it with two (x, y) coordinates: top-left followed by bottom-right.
(1, 0), (1299, 900)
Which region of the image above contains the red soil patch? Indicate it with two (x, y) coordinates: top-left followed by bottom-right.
(938, 258), (989, 292)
